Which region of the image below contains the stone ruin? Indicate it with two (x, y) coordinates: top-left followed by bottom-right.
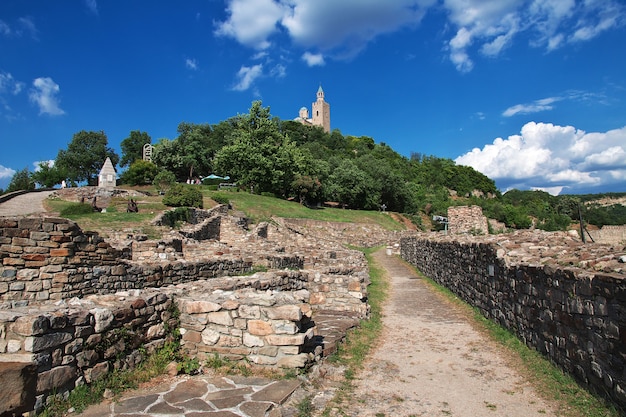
(0, 205), (399, 415)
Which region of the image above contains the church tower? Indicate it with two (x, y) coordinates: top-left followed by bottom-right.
(311, 85), (330, 133)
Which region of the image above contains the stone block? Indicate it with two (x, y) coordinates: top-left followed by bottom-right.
(180, 299), (221, 314)
(207, 311), (233, 326)
(248, 320), (273, 336)
(277, 353), (310, 368)
(17, 268), (39, 281)
(50, 248), (73, 257)
(0, 362), (37, 416)
(238, 304), (261, 319)
(25, 331), (73, 353)
(243, 332), (264, 347)
(12, 315), (50, 336)
(201, 328), (220, 345)
(36, 364), (77, 393)
(265, 305), (302, 321)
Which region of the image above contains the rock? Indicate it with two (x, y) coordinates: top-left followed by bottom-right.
(0, 362), (37, 416)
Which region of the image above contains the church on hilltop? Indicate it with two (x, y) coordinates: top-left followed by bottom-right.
(294, 85), (330, 133)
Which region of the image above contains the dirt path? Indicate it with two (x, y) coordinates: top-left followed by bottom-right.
(0, 190), (54, 217)
(331, 249), (557, 417)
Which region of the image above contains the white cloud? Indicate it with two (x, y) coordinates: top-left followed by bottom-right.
(232, 64), (263, 91)
(302, 52), (325, 66)
(185, 58), (198, 70)
(455, 122), (626, 194)
(0, 165), (16, 180)
(0, 72), (24, 95)
(270, 63), (286, 78)
(28, 77), (65, 116)
(216, 0), (433, 57)
(502, 96), (562, 117)
(215, 0), (625, 76)
(84, 0), (98, 15)
(215, 0), (284, 49)
(442, 0), (625, 71)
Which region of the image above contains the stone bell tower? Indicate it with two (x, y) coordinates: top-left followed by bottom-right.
(311, 85), (330, 133)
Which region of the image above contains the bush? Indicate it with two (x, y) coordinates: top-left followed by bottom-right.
(162, 184), (203, 208)
(60, 203), (94, 216)
(120, 160), (159, 186)
(153, 170), (176, 193)
(160, 207), (191, 228)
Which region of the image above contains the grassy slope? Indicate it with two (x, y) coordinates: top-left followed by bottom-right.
(44, 186), (406, 237)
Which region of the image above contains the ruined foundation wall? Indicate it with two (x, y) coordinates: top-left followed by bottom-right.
(0, 290), (174, 414)
(400, 235), (626, 410)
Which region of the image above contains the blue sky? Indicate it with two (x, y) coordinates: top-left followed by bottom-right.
(1, 0), (625, 195)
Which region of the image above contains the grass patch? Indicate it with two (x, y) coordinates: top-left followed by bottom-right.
(206, 190), (403, 231)
(321, 247), (389, 415)
(403, 260), (620, 417)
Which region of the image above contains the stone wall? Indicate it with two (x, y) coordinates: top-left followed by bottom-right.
(400, 232), (626, 410)
(0, 217), (309, 307)
(0, 289), (174, 415)
(447, 205), (489, 235)
(588, 225), (626, 245)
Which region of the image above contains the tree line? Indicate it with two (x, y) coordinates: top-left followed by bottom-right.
(2, 101), (624, 230)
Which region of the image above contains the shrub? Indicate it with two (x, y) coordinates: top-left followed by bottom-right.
(162, 184), (203, 208)
(160, 207), (191, 228)
(153, 170), (176, 193)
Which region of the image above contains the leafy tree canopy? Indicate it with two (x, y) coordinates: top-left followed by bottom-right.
(120, 130), (151, 167)
(55, 130), (119, 185)
(6, 167), (35, 193)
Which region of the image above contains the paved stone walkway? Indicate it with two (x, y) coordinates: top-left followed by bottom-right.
(0, 190), (54, 217)
(77, 375), (301, 417)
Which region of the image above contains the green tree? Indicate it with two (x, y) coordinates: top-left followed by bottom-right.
(6, 167), (35, 192)
(120, 160), (159, 186)
(213, 101), (314, 197)
(31, 162), (67, 188)
(326, 159), (378, 209)
(55, 130), (119, 185)
(152, 123), (214, 181)
(120, 130), (151, 167)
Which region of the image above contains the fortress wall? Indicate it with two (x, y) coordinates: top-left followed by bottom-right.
(447, 205), (489, 235)
(400, 235), (626, 411)
(588, 225), (626, 245)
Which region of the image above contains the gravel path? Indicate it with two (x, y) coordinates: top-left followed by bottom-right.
(0, 191), (54, 217)
(331, 249), (557, 417)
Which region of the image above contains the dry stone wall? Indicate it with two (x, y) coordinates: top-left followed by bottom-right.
(447, 205), (489, 235)
(0, 209), (373, 415)
(400, 231), (626, 411)
(0, 289), (174, 414)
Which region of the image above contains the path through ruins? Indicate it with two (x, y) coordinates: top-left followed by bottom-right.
(0, 190), (54, 216)
(330, 249), (558, 417)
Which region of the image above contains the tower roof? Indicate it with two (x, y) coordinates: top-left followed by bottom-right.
(317, 85), (324, 93)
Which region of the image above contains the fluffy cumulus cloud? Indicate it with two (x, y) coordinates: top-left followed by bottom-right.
(455, 122), (626, 194)
(28, 77), (65, 116)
